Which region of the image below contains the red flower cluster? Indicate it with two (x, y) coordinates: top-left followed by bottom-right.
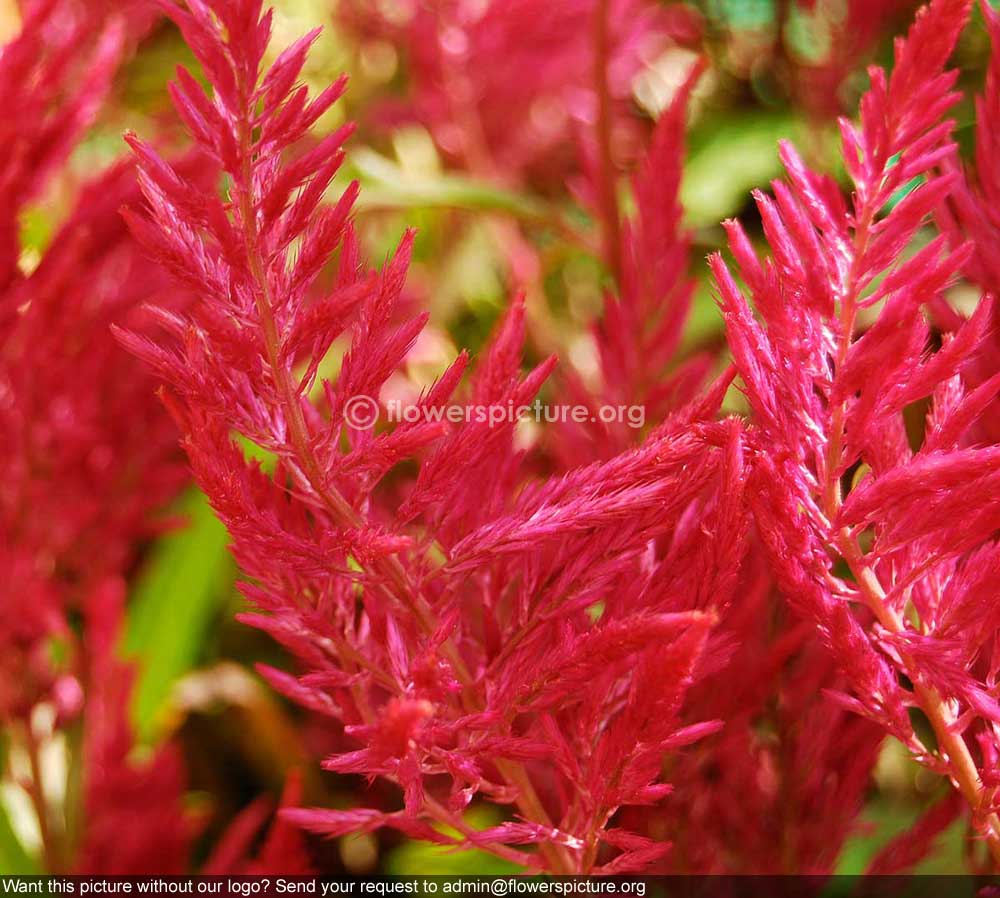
(713, 0), (1000, 866)
(119, 0), (751, 873)
(0, 0), (311, 874)
(114, 0), (1000, 872)
(0, 1), (194, 873)
(8, 0), (1000, 876)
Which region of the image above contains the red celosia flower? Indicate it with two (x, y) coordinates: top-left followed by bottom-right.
(551, 56), (724, 467)
(712, 0), (1000, 863)
(530, 25), (885, 870)
(652, 551), (885, 873)
(347, 0), (719, 444)
(74, 578), (194, 875)
(203, 772), (315, 875)
(941, 1), (1000, 294)
(122, 0), (749, 872)
(1, 0), (196, 873)
(937, 1), (1000, 444)
(0, 0), (122, 287)
(0, 0), (191, 719)
(1, 157), (191, 720)
(19, 0), (1000, 876)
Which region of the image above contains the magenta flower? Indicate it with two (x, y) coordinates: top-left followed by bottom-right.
(121, 0), (751, 873)
(0, 0), (199, 873)
(17, 0), (1000, 876)
(74, 578), (193, 875)
(712, 0), (1000, 863)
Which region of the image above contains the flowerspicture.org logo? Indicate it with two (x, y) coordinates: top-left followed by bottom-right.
(342, 396), (647, 430)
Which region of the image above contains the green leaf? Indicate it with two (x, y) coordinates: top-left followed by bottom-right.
(681, 112), (801, 228)
(348, 149), (548, 220)
(706, 0), (776, 30)
(384, 807), (523, 875)
(18, 207), (53, 256)
(683, 274), (726, 347)
(0, 798), (39, 874)
(123, 488), (233, 743)
(835, 802), (968, 875)
(384, 839), (522, 875)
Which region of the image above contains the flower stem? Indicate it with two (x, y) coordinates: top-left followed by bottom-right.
(592, 0), (623, 287)
(22, 722), (59, 873)
(838, 533), (1000, 865)
(823, 202), (1000, 865)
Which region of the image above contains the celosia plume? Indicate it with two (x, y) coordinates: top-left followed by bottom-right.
(0, 0), (200, 873)
(712, 0), (1000, 864)
(74, 578), (193, 875)
(121, 0), (752, 873)
(8, 0), (1000, 875)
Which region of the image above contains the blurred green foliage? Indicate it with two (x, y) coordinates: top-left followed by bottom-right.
(681, 111), (797, 227)
(384, 809), (522, 875)
(0, 803), (40, 874)
(124, 490), (233, 744)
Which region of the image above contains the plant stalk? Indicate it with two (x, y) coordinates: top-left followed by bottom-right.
(592, 0), (623, 287)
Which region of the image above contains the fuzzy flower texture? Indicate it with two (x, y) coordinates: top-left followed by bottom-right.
(5, 0), (999, 875)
